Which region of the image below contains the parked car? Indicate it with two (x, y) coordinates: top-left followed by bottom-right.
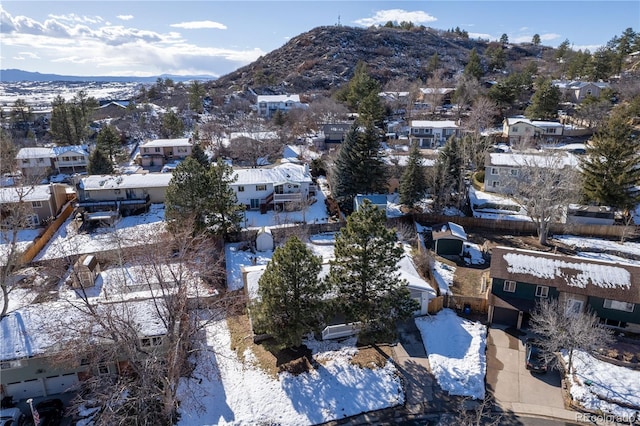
(0, 406), (25, 426)
(525, 338), (548, 373)
(34, 399), (64, 426)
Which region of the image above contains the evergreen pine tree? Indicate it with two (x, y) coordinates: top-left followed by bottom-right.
(525, 77), (561, 120)
(252, 236), (325, 348)
(327, 200), (418, 335)
(580, 112), (640, 212)
(191, 141), (210, 167)
(165, 157), (213, 233)
(87, 148), (114, 175)
(206, 158), (243, 236)
(399, 141), (428, 208)
(96, 125), (122, 163)
(464, 48), (484, 80)
(331, 123), (388, 211)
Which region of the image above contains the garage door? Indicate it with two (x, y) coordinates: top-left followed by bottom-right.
(5, 378), (44, 399)
(45, 373), (79, 395)
(492, 307), (519, 327)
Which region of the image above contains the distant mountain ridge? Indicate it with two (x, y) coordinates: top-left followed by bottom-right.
(0, 69), (217, 83)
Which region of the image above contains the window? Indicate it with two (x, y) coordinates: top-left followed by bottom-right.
(250, 199), (260, 210)
(152, 336), (163, 346)
(503, 280), (516, 292)
(535, 285), (549, 298)
(0, 360), (22, 370)
(154, 147), (161, 153)
(22, 159), (30, 164)
(141, 338), (151, 347)
(177, 147), (188, 153)
(238, 186), (245, 192)
(256, 184), (267, 191)
(492, 181), (500, 188)
(546, 128), (556, 134)
(491, 168), (499, 175)
(566, 299), (584, 316)
(603, 299), (634, 313)
(38, 158), (45, 163)
(31, 200), (42, 208)
(510, 169), (519, 176)
(98, 365), (110, 375)
(27, 215), (39, 226)
(143, 148), (149, 153)
(62, 156), (71, 161)
(512, 127), (518, 133)
(114, 189), (121, 195)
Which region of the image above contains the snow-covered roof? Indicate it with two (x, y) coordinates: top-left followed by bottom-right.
(398, 255), (437, 295)
(256, 94), (300, 103)
(140, 138), (192, 148)
(51, 145), (89, 156)
(432, 222), (467, 241)
(552, 80), (610, 90)
(490, 247), (640, 301)
(15, 147), (54, 159)
(410, 120), (459, 128)
(419, 87), (455, 95)
(0, 184), (53, 203)
(228, 131), (279, 141)
(506, 117), (563, 128)
(232, 163), (312, 186)
(0, 299), (168, 361)
(80, 173), (173, 190)
(488, 152), (579, 168)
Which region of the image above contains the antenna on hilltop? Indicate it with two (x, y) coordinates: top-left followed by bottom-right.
(337, 15), (341, 27)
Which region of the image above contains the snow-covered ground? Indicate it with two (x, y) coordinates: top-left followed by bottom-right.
(0, 229), (41, 266)
(242, 188), (330, 229)
(432, 261), (455, 295)
(177, 319), (404, 426)
(553, 235), (640, 260)
(415, 309), (487, 399)
(34, 204), (166, 261)
(567, 350), (640, 418)
(469, 187), (529, 221)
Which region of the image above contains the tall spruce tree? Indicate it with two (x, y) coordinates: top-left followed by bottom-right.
(327, 200), (418, 335)
(464, 48), (484, 80)
(96, 125), (122, 163)
(525, 77), (561, 120)
(166, 156), (242, 236)
(399, 141), (428, 208)
(87, 148), (114, 175)
(580, 112), (640, 213)
(252, 236), (325, 348)
(331, 122), (388, 211)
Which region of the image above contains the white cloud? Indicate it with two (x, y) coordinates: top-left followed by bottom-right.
(13, 51), (40, 60)
(469, 32), (493, 41)
(170, 20), (227, 30)
(512, 32), (561, 44)
(353, 9), (437, 27)
(48, 13), (103, 25)
(117, 15), (134, 21)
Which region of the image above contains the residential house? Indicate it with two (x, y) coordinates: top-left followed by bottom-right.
(415, 87), (456, 110)
(135, 138), (193, 167)
(502, 116), (564, 144)
(483, 151), (579, 194)
(256, 94), (304, 118)
(488, 247), (640, 331)
(0, 262), (213, 401)
(15, 148), (54, 178)
(409, 120), (460, 148)
(565, 204), (615, 226)
(320, 123), (352, 148)
(51, 145), (90, 174)
(552, 80), (610, 103)
(76, 173), (173, 216)
(0, 184), (68, 227)
(231, 163), (315, 213)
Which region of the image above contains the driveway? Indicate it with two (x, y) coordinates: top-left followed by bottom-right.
(486, 326), (578, 421)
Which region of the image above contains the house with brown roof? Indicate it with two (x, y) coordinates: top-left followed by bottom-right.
(488, 247), (640, 331)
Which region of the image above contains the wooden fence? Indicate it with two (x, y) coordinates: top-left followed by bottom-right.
(20, 200), (75, 265)
(445, 294), (489, 314)
(412, 213), (638, 240)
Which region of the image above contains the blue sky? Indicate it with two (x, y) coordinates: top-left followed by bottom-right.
(1, 1), (638, 77)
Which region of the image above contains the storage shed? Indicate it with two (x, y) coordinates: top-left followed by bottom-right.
(255, 227), (274, 252)
(432, 222), (467, 256)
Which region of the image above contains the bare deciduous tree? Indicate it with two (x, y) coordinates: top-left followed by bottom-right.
(502, 153), (579, 245)
(529, 297), (613, 376)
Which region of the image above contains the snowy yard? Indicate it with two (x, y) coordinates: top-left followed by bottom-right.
(567, 350), (640, 418)
(34, 204), (166, 261)
(415, 309), (487, 399)
(177, 319), (404, 426)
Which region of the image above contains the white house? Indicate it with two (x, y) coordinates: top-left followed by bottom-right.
(552, 80), (610, 103)
(0, 184), (69, 226)
(409, 120), (460, 148)
(15, 147), (55, 177)
(52, 145), (90, 174)
(483, 151), (579, 193)
(231, 163), (314, 212)
(502, 116), (564, 144)
(256, 94), (304, 118)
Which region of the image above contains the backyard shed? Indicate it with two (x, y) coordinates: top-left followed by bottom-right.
(255, 227), (274, 252)
(432, 222), (467, 256)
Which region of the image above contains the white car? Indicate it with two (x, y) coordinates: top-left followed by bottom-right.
(0, 407), (25, 426)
